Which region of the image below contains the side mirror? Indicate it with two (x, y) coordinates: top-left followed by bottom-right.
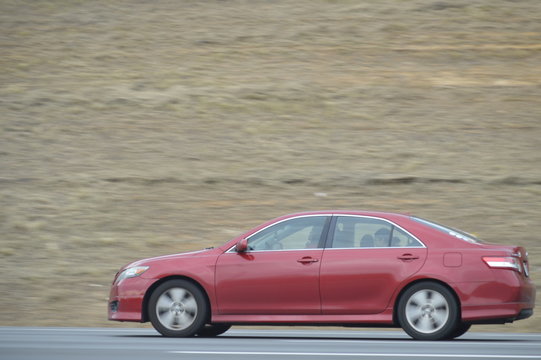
(236, 238), (248, 253)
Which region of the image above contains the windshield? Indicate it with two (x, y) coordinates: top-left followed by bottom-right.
(412, 217), (484, 244)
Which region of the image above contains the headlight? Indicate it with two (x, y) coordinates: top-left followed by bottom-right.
(115, 266), (149, 284)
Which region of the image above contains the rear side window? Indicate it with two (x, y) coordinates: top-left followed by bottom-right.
(331, 216), (423, 248)
(391, 226), (423, 247)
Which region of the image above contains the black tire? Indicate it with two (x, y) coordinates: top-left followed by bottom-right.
(197, 324), (232, 337)
(148, 279), (208, 337)
(447, 322), (471, 339)
(397, 282), (460, 340)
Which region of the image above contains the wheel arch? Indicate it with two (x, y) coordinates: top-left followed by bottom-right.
(392, 278), (462, 325)
(141, 275), (212, 323)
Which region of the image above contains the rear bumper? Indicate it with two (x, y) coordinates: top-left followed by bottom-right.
(462, 303), (534, 324)
(458, 272), (536, 324)
(516, 308), (534, 321)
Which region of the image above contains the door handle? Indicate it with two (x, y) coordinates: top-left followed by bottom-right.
(397, 254), (419, 261)
(297, 257), (319, 264)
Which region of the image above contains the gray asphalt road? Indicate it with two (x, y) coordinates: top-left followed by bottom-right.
(1, 327), (540, 360)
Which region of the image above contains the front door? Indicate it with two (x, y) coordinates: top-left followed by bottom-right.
(215, 216), (329, 315)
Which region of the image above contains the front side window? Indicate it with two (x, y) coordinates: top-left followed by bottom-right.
(331, 216), (423, 248)
(247, 216), (328, 251)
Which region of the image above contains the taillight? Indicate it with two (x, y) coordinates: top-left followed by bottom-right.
(482, 256), (522, 273)
(523, 252), (530, 277)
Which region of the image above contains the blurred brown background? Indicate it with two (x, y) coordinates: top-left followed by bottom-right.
(1, 0), (540, 331)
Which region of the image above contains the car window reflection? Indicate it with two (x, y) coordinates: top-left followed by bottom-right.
(331, 216), (423, 248)
(247, 216), (327, 251)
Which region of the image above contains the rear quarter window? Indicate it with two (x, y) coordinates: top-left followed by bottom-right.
(412, 217), (483, 244)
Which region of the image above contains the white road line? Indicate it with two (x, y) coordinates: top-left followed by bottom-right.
(0, 327), (154, 333)
(170, 351), (541, 358)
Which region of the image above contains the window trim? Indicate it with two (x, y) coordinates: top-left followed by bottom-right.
(325, 214), (426, 250)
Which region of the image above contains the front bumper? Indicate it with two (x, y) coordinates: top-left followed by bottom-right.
(108, 277), (155, 322)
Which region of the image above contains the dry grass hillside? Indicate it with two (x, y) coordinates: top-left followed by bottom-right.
(1, 0), (540, 331)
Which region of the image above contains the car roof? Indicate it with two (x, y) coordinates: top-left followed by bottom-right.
(279, 210), (411, 222)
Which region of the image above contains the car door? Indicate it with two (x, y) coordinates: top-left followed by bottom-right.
(215, 215), (330, 315)
(320, 216), (427, 314)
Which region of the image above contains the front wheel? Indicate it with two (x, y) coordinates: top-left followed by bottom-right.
(397, 282), (459, 340)
(197, 324), (232, 337)
(148, 280), (208, 337)
(447, 322), (471, 339)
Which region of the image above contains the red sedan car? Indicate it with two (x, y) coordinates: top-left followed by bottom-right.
(108, 211), (535, 340)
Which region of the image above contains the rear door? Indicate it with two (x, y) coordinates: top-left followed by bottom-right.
(320, 215), (427, 314)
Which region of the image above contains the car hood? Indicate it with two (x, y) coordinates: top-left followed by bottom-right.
(120, 247), (216, 271)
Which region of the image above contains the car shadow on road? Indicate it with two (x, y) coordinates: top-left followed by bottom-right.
(113, 334), (527, 342)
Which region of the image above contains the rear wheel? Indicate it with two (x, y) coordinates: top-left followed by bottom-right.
(397, 282), (459, 340)
(148, 280), (208, 337)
